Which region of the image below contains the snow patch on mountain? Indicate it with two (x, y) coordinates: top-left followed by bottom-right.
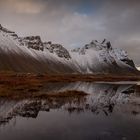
(0, 24), (138, 74)
(71, 39), (136, 73)
(137, 67), (140, 71)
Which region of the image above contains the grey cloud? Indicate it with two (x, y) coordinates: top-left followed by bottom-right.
(0, 0), (140, 65)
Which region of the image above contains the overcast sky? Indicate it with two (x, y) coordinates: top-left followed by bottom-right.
(0, 0), (140, 65)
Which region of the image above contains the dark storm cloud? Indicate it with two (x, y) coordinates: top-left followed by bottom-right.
(0, 0), (140, 65)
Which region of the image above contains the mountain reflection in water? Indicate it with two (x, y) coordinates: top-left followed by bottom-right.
(0, 82), (140, 140)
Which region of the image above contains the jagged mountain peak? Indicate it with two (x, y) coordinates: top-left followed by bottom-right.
(71, 39), (112, 54)
(0, 24), (15, 34)
(44, 42), (71, 60)
(21, 36), (44, 51)
(0, 25), (138, 74)
(0, 24), (19, 41)
(0, 25), (70, 60)
(70, 39), (137, 73)
(84, 39), (112, 53)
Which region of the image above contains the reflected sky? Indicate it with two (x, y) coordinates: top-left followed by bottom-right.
(0, 82), (140, 140)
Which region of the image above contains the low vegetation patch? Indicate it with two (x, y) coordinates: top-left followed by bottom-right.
(0, 72), (139, 99)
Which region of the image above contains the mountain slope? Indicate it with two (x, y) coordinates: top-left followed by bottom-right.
(0, 24), (138, 74)
(71, 39), (137, 74)
(0, 24), (77, 73)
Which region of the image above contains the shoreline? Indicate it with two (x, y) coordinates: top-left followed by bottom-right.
(1, 73), (140, 82)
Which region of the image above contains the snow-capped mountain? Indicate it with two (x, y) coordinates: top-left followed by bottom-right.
(71, 39), (136, 73)
(0, 24), (138, 74)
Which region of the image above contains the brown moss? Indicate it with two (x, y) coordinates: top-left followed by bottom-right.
(0, 72), (140, 99)
(0, 88), (88, 100)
